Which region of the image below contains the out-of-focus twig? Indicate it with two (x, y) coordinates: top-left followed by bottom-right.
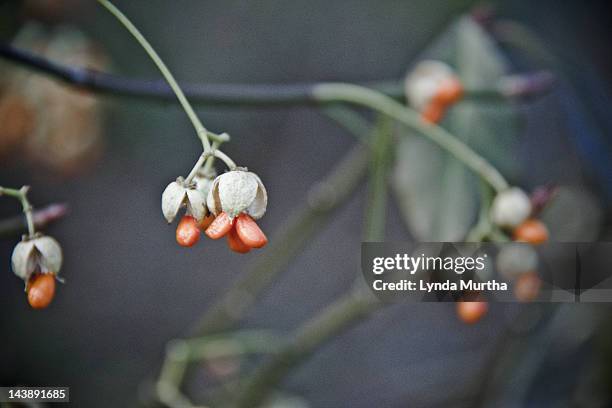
(0, 43), (553, 107)
(155, 330), (282, 408)
(0, 203), (68, 238)
(230, 111), (395, 408)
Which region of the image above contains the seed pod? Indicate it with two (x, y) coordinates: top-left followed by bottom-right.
(161, 179), (208, 223)
(513, 219), (549, 245)
(405, 60), (459, 111)
(12, 235), (63, 283)
(27, 273), (56, 309)
(176, 215), (201, 247)
(496, 243), (538, 281)
(207, 170), (267, 220)
(491, 187), (532, 229)
(456, 301), (488, 324)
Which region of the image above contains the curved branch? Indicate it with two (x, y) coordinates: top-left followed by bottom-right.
(0, 44), (550, 107)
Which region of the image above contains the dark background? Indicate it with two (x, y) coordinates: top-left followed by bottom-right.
(1, 0), (612, 407)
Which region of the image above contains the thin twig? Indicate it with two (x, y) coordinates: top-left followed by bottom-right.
(0, 43), (553, 108)
(231, 289), (382, 408)
(230, 114), (394, 408)
(312, 83), (510, 192)
(0, 203), (68, 238)
(96, 0), (213, 151)
(155, 331), (282, 408)
(0, 185), (36, 238)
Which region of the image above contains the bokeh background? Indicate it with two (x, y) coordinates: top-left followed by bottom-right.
(1, 0), (612, 407)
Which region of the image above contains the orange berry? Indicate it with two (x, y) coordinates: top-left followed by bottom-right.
(456, 301), (488, 324)
(176, 215), (201, 247)
(227, 227), (251, 254)
(199, 214), (215, 230)
(514, 271), (541, 302)
(27, 273), (56, 309)
(433, 77), (464, 106)
(235, 214), (268, 248)
(421, 102), (444, 124)
(513, 219), (549, 244)
(205, 212), (234, 239)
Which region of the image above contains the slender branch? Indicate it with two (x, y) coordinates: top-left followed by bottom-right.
(96, 0), (212, 151)
(212, 149), (237, 171)
(0, 43), (553, 108)
(0, 203), (68, 238)
(0, 186), (36, 237)
(155, 331), (282, 408)
(465, 181), (494, 242)
(230, 117), (394, 408)
(312, 83), (510, 193)
(363, 115), (393, 241)
(231, 289), (381, 408)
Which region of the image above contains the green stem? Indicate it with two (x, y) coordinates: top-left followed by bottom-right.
(96, 0), (213, 151)
(363, 115), (393, 241)
(0, 186), (35, 237)
(185, 153), (211, 185)
(312, 83), (509, 193)
(201, 141), (221, 177)
(465, 181), (494, 242)
(230, 119), (392, 408)
(231, 289), (381, 408)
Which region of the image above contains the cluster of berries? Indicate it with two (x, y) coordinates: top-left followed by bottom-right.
(456, 187), (553, 324)
(163, 168), (268, 253)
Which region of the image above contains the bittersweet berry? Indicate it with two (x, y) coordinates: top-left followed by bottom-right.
(513, 219), (549, 245)
(456, 301), (488, 324)
(235, 213), (268, 248)
(227, 227), (251, 254)
(205, 212), (234, 240)
(176, 215), (201, 247)
(26, 273), (56, 309)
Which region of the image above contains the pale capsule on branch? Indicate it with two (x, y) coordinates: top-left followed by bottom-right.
(206, 169), (267, 220)
(161, 177), (208, 223)
(405, 60), (463, 123)
(491, 187), (532, 229)
(205, 169), (269, 252)
(12, 234), (63, 283)
(11, 234), (63, 309)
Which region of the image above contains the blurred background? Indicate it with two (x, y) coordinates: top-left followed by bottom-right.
(1, 0), (612, 407)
